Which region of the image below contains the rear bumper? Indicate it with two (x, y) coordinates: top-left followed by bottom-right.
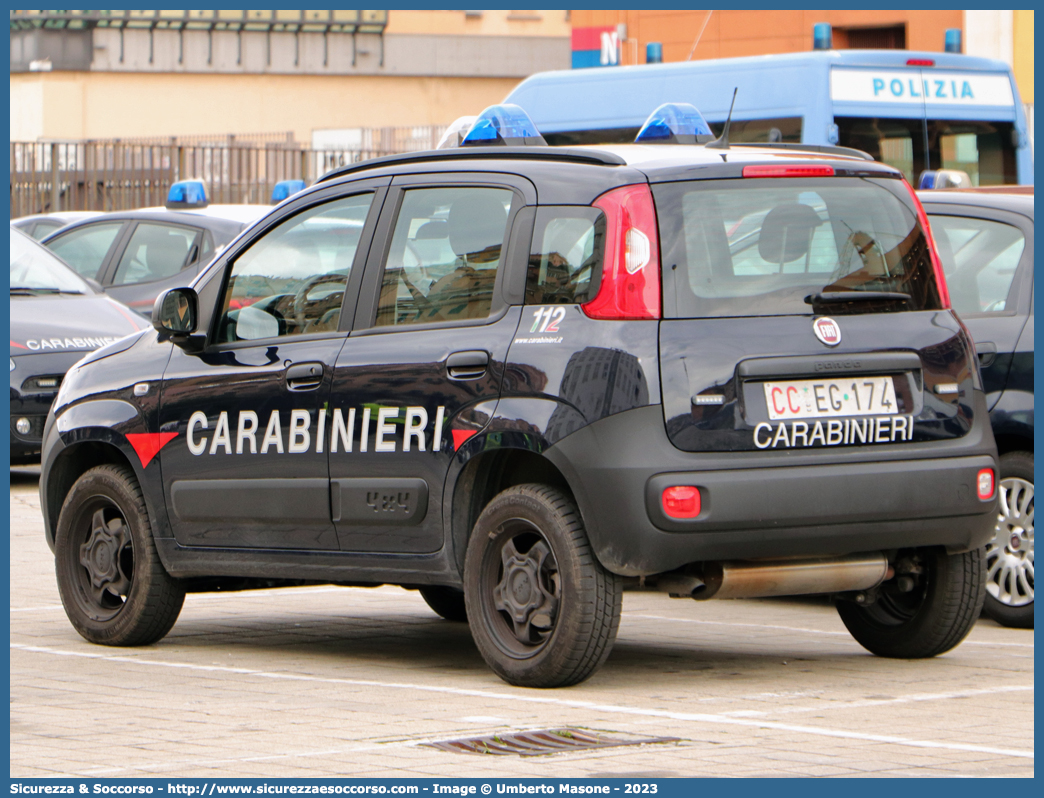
(545, 397), (999, 576)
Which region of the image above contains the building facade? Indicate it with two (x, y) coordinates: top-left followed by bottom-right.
(10, 10), (571, 143)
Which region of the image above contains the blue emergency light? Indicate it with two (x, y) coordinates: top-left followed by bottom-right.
(918, 169), (971, 190)
(166, 179), (208, 209)
(461, 104), (547, 147)
(635, 103), (713, 145)
(272, 179), (306, 203)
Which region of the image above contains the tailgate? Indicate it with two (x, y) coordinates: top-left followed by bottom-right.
(660, 311), (977, 452)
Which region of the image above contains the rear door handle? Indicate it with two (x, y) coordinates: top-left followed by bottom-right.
(976, 341), (997, 369)
(286, 362), (324, 391)
(447, 350), (489, 380)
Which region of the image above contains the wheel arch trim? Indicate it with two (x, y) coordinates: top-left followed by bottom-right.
(42, 398), (161, 552)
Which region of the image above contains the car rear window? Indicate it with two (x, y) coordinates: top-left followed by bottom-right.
(655, 176), (946, 318)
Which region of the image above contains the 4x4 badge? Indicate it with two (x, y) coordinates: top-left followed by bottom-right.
(813, 317), (842, 347)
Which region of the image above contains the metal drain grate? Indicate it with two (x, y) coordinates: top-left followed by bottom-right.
(424, 728), (679, 756)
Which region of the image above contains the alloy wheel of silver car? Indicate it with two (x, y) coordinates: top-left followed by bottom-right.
(985, 476), (1034, 608)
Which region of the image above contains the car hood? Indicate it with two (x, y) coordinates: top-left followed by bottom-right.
(10, 294), (146, 357)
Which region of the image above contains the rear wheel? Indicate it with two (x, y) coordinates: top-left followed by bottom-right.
(55, 464), (184, 646)
(983, 452), (1034, 629)
(464, 484), (621, 688)
(419, 586), (468, 622)
(837, 547), (984, 658)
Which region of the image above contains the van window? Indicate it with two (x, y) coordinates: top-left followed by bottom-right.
(836, 118), (1017, 185)
(543, 117), (802, 147)
(655, 176), (946, 318)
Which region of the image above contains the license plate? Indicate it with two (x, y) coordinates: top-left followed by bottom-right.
(764, 376), (898, 420)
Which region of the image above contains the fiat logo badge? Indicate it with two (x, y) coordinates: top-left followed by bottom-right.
(813, 317), (841, 347)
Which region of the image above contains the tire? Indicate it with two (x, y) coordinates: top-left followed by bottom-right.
(983, 451), (1034, 629)
(419, 586), (468, 622)
(837, 546), (985, 658)
(54, 464), (185, 646)
(463, 484), (622, 688)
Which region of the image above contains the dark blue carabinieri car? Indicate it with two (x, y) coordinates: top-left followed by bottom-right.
(10, 228), (144, 464)
(40, 104), (1000, 687)
(920, 187), (1034, 629)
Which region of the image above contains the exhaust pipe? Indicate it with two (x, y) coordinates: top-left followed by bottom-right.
(655, 553), (889, 600)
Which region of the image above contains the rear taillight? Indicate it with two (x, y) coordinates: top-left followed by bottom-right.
(582, 183), (661, 320)
(977, 468), (995, 501)
(906, 58), (935, 66)
(742, 164), (835, 178)
(903, 178), (951, 309)
(662, 486), (701, 519)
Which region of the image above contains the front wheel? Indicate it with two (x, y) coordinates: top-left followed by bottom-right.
(464, 484), (621, 688)
(837, 547), (984, 658)
(55, 464), (185, 646)
(982, 451), (1034, 629)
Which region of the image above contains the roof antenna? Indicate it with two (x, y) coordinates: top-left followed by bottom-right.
(706, 88), (737, 150)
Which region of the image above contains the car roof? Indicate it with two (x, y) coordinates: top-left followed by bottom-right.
(918, 189), (1034, 220)
(39, 208), (252, 242)
(317, 142), (893, 187)
(137, 203), (272, 224)
(11, 211), (104, 225)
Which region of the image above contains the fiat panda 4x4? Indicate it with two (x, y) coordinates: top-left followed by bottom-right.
(41, 104), (998, 688)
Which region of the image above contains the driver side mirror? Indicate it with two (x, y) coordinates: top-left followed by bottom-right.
(153, 288), (203, 350)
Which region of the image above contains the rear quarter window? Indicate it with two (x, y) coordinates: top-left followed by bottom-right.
(655, 176), (945, 318)
(525, 207), (605, 305)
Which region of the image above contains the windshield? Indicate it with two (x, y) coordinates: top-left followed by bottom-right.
(10, 229), (90, 294)
(655, 176), (946, 318)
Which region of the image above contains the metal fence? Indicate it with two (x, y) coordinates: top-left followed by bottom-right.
(10, 125), (446, 218)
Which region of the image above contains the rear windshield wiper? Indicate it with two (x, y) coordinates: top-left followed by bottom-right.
(805, 291), (912, 306)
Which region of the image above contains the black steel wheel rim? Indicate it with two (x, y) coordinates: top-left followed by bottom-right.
(68, 497), (135, 623)
(479, 518), (562, 659)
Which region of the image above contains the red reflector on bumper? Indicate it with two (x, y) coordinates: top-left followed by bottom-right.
(742, 165), (835, 178)
(977, 469), (995, 501)
(662, 486), (701, 519)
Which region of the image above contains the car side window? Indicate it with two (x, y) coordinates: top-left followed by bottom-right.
(929, 214), (1027, 314)
(45, 222), (124, 280)
(111, 223), (201, 286)
(375, 186), (513, 326)
(216, 193), (373, 343)
(526, 207), (605, 304)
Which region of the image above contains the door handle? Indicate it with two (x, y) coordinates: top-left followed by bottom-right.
(975, 341), (997, 369)
(286, 362), (324, 391)
(447, 350), (489, 380)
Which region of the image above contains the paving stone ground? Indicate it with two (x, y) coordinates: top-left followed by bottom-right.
(10, 467), (1034, 778)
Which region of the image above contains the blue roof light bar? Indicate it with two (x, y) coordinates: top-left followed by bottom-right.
(166, 179), (208, 209)
(461, 104), (547, 147)
(635, 103), (713, 145)
(272, 179), (306, 203)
